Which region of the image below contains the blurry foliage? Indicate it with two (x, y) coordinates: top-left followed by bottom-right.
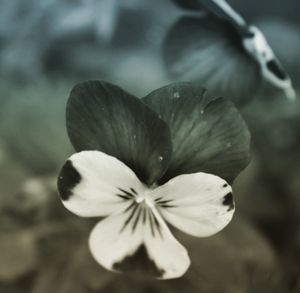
(0, 231), (37, 282)
(0, 0), (300, 292)
(0, 81), (72, 174)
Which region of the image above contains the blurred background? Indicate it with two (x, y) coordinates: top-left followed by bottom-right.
(0, 0), (300, 292)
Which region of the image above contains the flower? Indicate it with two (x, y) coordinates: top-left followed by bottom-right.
(57, 80), (250, 279)
(163, 12), (295, 102)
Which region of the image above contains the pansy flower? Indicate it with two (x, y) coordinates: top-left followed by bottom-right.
(57, 81), (250, 279)
(164, 5), (295, 102)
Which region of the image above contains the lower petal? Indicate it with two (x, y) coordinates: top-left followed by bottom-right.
(89, 204), (190, 279)
(143, 210), (191, 279)
(88, 207), (144, 273)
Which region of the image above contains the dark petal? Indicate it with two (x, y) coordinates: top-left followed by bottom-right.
(143, 82), (251, 184)
(66, 81), (172, 185)
(163, 16), (260, 104)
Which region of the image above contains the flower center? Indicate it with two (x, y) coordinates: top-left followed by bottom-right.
(135, 193), (155, 208)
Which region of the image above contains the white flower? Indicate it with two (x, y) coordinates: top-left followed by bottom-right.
(57, 80), (250, 279)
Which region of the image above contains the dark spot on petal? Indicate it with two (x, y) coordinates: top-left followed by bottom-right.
(222, 193), (234, 211)
(113, 244), (165, 278)
(266, 60), (287, 80)
(57, 160), (81, 200)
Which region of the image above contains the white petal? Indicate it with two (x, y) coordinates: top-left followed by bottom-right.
(143, 209), (191, 279)
(89, 205), (144, 273)
(151, 172), (235, 237)
(57, 150), (146, 217)
(89, 204), (190, 279)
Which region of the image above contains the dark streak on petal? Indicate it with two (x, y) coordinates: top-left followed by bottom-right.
(156, 198), (176, 209)
(222, 193), (234, 211)
(132, 206), (142, 233)
(116, 194), (132, 200)
(153, 216), (163, 239)
(124, 202), (136, 213)
(142, 208), (147, 224)
(57, 160), (81, 201)
(160, 204), (176, 208)
(113, 244), (164, 278)
(156, 199), (173, 205)
(121, 204), (139, 232)
(130, 188), (138, 195)
(154, 197), (163, 202)
(148, 210), (155, 237)
(118, 188), (136, 199)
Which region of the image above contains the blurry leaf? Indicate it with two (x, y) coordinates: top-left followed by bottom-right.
(0, 81), (72, 174)
(0, 175), (65, 230)
(6, 178), (51, 219)
(0, 147), (30, 208)
(0, 230), (38, 282)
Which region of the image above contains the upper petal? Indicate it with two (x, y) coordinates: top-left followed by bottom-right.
(143, 82), (251, 185)
(151, 172), (235, 237)
(66, 80), (172, 186)
(57, 150), (146, 217)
